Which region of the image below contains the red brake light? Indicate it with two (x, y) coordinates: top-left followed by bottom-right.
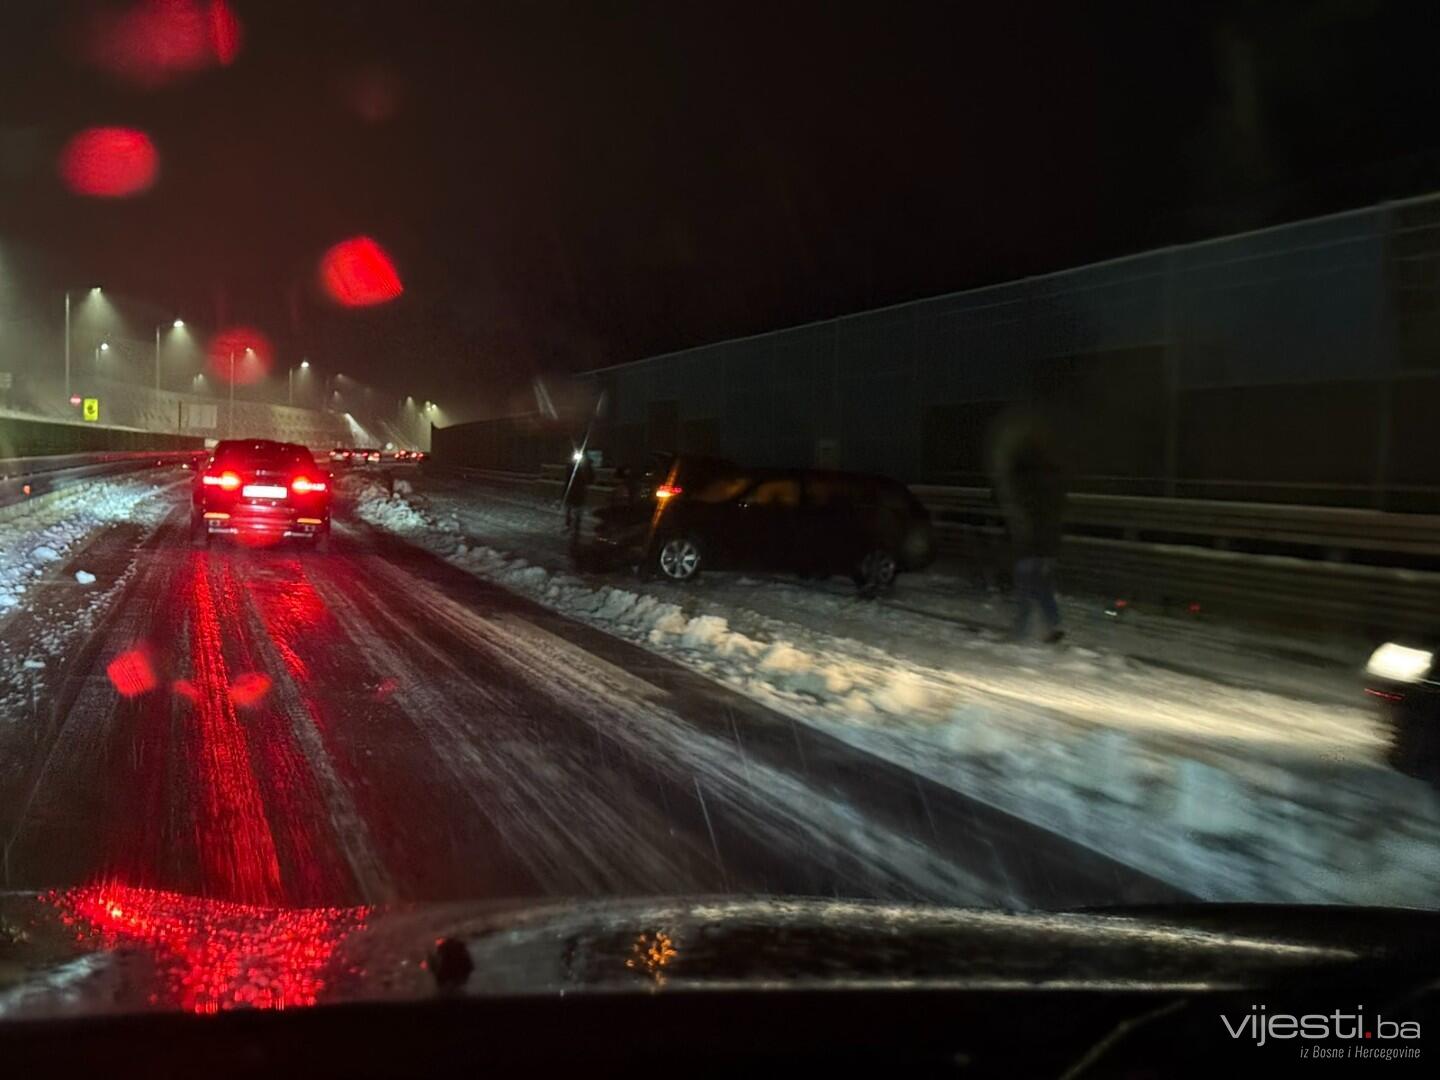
(654, 483), (682, 500)
(291, 476), (326, 494)
(203, 471), (241, 490)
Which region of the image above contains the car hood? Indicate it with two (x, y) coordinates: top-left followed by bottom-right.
(1, 886), (1437, 1021)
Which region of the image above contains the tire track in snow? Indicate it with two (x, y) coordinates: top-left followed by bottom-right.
(302, 547), (722, 897)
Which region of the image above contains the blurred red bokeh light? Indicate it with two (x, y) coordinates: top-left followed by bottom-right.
(59, 127), (158, 198)
(319, 237), (404, 307)
(107, 648), (157, 697)
(82, 0), (243, 88)
(207, 326), (274, 384)
(230, 672), (272, 707)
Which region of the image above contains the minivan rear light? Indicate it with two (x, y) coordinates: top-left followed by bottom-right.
(654, 484), (682, 500)
(291, 476), (327, 494)
(203, 471), (241, 490)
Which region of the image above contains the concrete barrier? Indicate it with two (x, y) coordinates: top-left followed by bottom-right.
(1, 413), (205, 458)
(11, 375), (352, 449)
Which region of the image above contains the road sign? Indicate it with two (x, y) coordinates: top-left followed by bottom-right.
(69, 394), (83, 406)
(82, 397), (99, 422)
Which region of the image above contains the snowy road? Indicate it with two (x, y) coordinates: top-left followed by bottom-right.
(0, 474), (1182, 910)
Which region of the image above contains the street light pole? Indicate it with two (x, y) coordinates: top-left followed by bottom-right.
(229, 351), (235, 436)
(63, 292), (71, 400)
(155, 326), (161, 392)
(287, 359), (311, 407)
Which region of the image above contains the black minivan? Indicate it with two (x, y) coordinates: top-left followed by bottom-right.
(589, 454), (935, 589)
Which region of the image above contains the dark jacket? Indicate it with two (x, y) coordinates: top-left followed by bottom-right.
(565, 458), (594, 505)
(996, 436), (1067, 559)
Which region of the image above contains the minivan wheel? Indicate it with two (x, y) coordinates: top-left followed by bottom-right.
(853, 549), (898, 590)
(656, 535), (703, 582)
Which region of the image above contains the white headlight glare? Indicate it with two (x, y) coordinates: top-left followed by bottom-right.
(1365, 642), (1433, 684)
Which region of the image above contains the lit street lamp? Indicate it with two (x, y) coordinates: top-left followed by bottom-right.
(94, 340), (109, 371)
(155, 319), (185, 391)
(63, 286), (102, 399)
(228, 347), (255, 436)
(287, 358), (311, 405)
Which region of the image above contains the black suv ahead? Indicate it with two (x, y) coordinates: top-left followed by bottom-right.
(589, 454), (934, 589)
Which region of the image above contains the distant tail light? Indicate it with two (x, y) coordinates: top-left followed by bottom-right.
(654, 484), (683, 500)
(291, 476), (327, 494)
(203, 471), (241, 491)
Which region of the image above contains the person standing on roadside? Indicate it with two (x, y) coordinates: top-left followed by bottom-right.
(992, 409), (1068, 644)
(564, 451), (594, 533)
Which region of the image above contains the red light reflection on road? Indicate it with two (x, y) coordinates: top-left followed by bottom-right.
(319, 237), (404, 307)
(107, 648), (157, 696)
(59, 127), (158, 198)
(232, 527), (286, 549)
(185, 554), (284, 903)
(80, 1), (243, 88)
(173, 678), (200, 701)
(47, 883), (368, 1014)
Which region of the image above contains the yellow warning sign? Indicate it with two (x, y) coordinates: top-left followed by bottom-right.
(82, 397), (99, 422)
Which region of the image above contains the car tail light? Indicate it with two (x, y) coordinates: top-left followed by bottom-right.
(291, 476), (327, 494)
(654, 484), (683, 500)
(203, 471), (241, 490)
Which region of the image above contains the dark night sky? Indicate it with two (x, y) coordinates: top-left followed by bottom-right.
(2, 1), (1439, 420)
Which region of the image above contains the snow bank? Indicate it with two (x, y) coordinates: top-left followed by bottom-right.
(0, 475), (175, 701)
(0, 477), (162, 612)
(347, 474), (1440, 907)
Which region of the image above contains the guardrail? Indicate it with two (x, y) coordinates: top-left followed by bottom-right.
(0, 450), (203, 511)
(912, 486), (1440, 564)
(437, 462), (1440, 638)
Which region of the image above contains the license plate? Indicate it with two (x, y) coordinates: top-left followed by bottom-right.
(242, 484), (287, 499)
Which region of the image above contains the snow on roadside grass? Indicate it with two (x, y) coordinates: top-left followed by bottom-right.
(0, 475), (176, 707)
(349, 475), (1440, 906)
(0, 477), (167, 611)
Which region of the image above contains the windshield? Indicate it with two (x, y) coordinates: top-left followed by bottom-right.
(212, 441), (316, 470)
(1, 0), (1437, 1027)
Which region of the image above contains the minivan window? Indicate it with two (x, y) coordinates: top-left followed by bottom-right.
(748, 478), (801, 507)
(692, 474), (751, 503)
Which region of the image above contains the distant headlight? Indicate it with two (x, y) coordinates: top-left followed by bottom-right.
(1365, 642), (1433, 684)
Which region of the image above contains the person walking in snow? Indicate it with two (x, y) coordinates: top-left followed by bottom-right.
(564, 452), (594, 533)
(992, 409), (1068, 644)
